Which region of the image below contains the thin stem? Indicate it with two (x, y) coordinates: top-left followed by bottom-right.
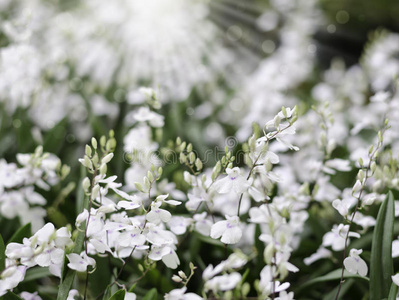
(83, 168), (97, 300)
(334, 130), (385, 300)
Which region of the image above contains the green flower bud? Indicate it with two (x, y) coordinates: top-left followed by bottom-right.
(91, 137), (98, 149)
(82, 177), (91, 192)
(195, 158), (203, 171)
(85, 145), (92, 157)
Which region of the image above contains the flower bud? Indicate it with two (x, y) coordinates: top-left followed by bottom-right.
(184, 171), (192, 185)
(370, 161), (377, 173)
(179, 142), (186, 152)
(143, 177), (150, 191)
(178, 270), (187, 280)
(352, 180), (362, 194)
(102, 153), (114, 164)
(264, 243), (275, 264)
(84, 155), (93, 170)
(85, 145), (92, 157)
(106, 139), (116, 152)
(189, 152), (196, 164)
(91, 184), (100, 200)
(195, 158), (203, 171)
(282, 106), (287, 118)
(61, 165), (71, 179)
(82, 177), (91, 192)
(99, 163), (107, 175)
(147, 171), (154, 182)
(157, 167), (163, 178)
(172, 275), (182, 283)
(242, 282), (250, 297)
(179, 152), (186, 164)
(100, 136), (106, 148)
(91, 137), (98, 149)
(357, 169), (365, 182)
(134, 182), (144, 193)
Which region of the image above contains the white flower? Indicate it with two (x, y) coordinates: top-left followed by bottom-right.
(149, 246), (180, 269)
(204, 272), (242, 293)
(324, 159), (351, 174)
(259, 266), (289, 297)
(164, 287), (202, 300)
(125, 292), (137, 300)
(343, 249), (368, 276)
(132, 106), (164, 127)
(117, 226), (146, 247)
(393, 238), (399, 258)
(304, 247), (332, 265)
(210, 215), (242, 244)
(322, 224), (360, 251)
(20, 291), (42, 300)
(194, 212), (213, 236)
(168, 216), (191, 235)
(162, 248), (180, 269)
(0, 266), (27, 296)
(332, 197), (356, 217)
(370, 91), (390, 102)
(67, 253), (96, 272)
(146, 201), (172, 225)
(145, 223), (175, 245)
(212, 167), (250, 195)
(66, 289), (80, 300)
(276, 291), (295, 300)
(392, 273), (399, 287)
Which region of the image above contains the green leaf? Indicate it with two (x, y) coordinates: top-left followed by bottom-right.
(142, 288), (158, 300)
(7, 223), (31, 244)
(102, 285), (113, 300)
(23, 266), (52, 282)
(56, 268), (77, 300)
(388, 281), (398, 300)
(108, 289), (125, 300)
(295, 269), (369, 294)
(89, 256), (112, 296)
(322, 279), (355, 300)
(370, 191), (395, 299)
(0, 234), (5, 272)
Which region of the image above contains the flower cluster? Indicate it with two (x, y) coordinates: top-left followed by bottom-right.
(0, 146), (69, 232)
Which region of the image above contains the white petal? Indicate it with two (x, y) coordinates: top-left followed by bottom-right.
(343, 257), (357, 274)
(164, 200), (182, 206)
(357, 258), (368, 276)
(213, 177), (232, 194)
(392, 274), (399, 286)
(221, 226), (242, 244)
(146, 211), (161, 224)
(210, 221), (227, 239)
(118, 200), (140, 210)
(159, 210), (172, 223)
(162, 251), (180, 269)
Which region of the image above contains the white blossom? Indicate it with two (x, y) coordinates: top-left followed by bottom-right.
(343, 249), (368, 276)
